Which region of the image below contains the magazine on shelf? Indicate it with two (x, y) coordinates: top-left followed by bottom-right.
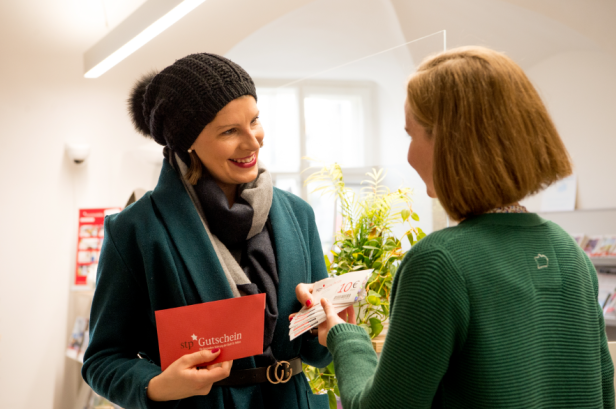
(571, 234), (589, 250)
(604, 292), (616, 316)
(77, 330), (90, 363)
(590, 236), (616, 258)
(583, 236), (602, 256)
(596, 236), (616, 257)
(66, 316), (88, 360)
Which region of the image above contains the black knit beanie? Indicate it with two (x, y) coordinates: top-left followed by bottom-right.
(128, 53), (257, 160)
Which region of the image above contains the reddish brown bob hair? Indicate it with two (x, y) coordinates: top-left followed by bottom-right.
(407, 46), (572, 221)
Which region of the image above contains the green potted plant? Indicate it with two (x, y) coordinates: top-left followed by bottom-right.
(302, 163), (425, 408)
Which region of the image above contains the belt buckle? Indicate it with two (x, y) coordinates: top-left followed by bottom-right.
(266, 360), (293, 384)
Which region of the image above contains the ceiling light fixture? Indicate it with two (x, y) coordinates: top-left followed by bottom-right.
(84, 0), (206, 78)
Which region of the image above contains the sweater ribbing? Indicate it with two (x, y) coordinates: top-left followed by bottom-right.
(328, 213), (615, 408)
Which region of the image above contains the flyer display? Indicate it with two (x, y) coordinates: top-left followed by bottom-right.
(74, 208), (121, 287)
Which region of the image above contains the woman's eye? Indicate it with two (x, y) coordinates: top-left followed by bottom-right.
(251, 116), (260, 125)
(222, 128), (236, 135)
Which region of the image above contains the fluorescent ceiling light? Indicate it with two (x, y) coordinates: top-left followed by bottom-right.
(84, 0), (206, 78)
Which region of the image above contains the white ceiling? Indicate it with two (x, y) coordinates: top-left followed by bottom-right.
(0, 0), (614, 78)
(0, 0), (146, 55)
(501, 0), (616, 56)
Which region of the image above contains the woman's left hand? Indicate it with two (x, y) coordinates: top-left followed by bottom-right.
(317, 298), (356, 347)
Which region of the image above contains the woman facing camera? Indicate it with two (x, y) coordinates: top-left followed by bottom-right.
(299, 46), (615, 408)
(82, 53), (331, 409)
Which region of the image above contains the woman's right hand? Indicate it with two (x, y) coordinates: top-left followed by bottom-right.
(147, 349), (233, 401)
(295, 282), (315, 309)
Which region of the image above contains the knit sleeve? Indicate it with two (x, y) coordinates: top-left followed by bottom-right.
(586, 257), (616, 408)
(82, 218), (178, 409)
(327, 245), (470, 409)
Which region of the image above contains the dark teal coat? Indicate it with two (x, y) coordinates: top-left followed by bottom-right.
(82, 160), (331, 409)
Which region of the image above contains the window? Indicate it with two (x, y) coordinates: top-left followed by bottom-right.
(256, 81), (374, 251)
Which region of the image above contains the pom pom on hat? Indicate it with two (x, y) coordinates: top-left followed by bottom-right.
(128, 71), (158, 137)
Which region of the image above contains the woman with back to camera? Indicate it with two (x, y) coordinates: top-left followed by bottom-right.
(296, 46), (615, 408)
(81, 53), (331, 409)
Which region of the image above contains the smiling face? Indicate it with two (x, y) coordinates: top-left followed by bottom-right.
(190, 96), (263, 190)
(405, 100), (436, 198)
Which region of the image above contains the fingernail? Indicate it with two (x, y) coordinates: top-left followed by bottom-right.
(289, 315), (293, 321)
(306, 300), (312, 307)
(211, 348), (220, 353)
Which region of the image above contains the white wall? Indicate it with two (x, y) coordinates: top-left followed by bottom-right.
(0, 54), (161, 409)
(524, 51), (616, 210)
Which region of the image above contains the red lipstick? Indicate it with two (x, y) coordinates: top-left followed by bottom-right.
(229, 154), (257, 168)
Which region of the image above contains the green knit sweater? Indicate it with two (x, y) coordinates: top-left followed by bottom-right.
(327, 213), (615, 408)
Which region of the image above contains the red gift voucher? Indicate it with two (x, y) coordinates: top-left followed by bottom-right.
(155, 293), (266, 370)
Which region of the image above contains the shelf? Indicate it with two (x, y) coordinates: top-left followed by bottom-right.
(73, 289), (95, 298)
(605, 316), (616, 328)
(591, 257), (616, 267)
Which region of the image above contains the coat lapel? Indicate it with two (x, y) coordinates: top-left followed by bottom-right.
(150, 160), (235, 304)
(268, 190), (310, 357)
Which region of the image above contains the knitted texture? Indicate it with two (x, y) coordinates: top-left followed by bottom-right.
(327, 213), (615, 409)
(130, 53), (257, 156)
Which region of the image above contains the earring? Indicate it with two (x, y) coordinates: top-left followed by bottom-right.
(188, 148), (193, 153)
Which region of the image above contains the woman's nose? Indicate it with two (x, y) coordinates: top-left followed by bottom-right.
(243, 127), (263, 150)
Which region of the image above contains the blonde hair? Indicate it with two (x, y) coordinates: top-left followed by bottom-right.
(185, 151), (202, 185)
(407, 46), (572, 221)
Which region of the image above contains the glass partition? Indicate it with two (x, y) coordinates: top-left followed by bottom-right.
(234, 30), (447, 251)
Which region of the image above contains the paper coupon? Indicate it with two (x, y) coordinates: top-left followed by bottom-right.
(289, 269), (372, 340)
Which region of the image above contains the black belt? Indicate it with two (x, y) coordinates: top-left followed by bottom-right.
(212, 357), (302, 387)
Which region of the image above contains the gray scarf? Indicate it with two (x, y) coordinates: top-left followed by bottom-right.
(174, 154), (273, 297)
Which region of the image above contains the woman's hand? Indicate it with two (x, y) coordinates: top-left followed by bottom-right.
(295, 282), (315, 309)
(147, 349), (232, 401)
(318, 299), (356, 347)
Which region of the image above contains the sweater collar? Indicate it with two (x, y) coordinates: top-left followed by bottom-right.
(460, 212), (546, 228)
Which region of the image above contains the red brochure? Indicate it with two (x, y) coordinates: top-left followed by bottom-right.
(155, 293), (265, 370)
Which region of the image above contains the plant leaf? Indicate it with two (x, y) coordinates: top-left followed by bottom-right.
(406, 232), (415, 246)
(411, 212), (420, 221)
(359, 323), (372, 335)
(328, 390), (337, 409)
(367, 295), (381, 306)
(401, 209), (410, 221)
(380, 304), (389, 316)
(369, 317), (384, 337)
